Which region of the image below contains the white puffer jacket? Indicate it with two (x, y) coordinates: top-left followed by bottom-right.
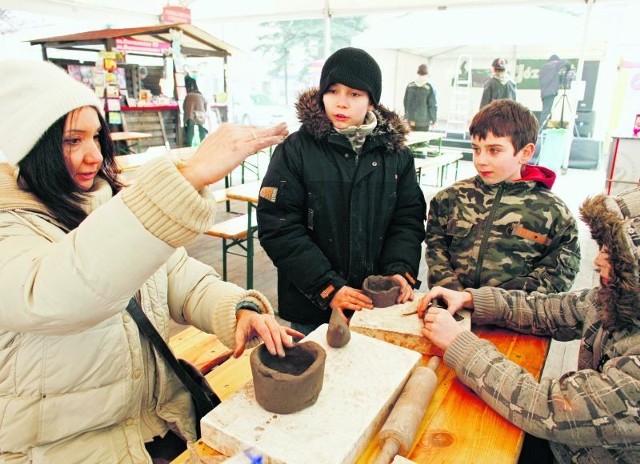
(0, 157), (272, 463)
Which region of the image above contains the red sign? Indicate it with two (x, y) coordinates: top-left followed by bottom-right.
(115, 37), (170, 55)
(161, 6), (191, 24)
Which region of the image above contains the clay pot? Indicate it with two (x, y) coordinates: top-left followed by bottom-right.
(362, 275), (400, 308)
(250, 341), (326, 414)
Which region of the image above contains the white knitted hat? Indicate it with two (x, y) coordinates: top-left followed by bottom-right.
(0, 59), (102, 165)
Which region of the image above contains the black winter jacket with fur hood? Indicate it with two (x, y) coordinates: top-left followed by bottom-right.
(257, 88), (426, 326)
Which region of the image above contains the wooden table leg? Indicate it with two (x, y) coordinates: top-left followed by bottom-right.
(246, 202), (256, 289)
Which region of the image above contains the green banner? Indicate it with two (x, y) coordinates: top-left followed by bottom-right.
(514, 58), (578, 90)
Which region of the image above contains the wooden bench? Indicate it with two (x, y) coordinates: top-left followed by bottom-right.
(168, 326), (233, 374)
(414, 151), (463, 187)
(204, 213), (258, 281)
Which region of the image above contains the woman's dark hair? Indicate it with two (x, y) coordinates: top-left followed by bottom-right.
(17, 108), (123, 231)
(185, 75), (200, 93)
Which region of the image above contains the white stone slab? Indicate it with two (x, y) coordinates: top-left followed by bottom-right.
(201, 324), (421, 464)
(392, 456), (416, 464)
(350, 293), (471, 356)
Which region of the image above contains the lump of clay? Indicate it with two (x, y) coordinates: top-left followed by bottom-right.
(362, 275), (400, 308)
(327, 308), (351, 348)
(250, 341), (326, 414)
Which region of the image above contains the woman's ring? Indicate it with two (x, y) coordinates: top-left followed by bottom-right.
(251, 130), (258, 140)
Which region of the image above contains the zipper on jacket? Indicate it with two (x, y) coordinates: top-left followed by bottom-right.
(473, 184), (504, 287)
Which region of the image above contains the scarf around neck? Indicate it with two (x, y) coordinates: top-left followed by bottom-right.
(334, 111), (378, 154)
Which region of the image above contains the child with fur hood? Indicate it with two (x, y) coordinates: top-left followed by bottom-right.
(418, 187), (640, 463)
(257, 47), (427, 335)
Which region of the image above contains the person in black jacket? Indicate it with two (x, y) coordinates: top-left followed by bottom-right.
(539, 54), (572, 129)
(403, 64), (437, 131)
(257, 47), (427, 335)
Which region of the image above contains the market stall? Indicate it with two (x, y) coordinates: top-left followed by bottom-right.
(29, 24), (238, 150)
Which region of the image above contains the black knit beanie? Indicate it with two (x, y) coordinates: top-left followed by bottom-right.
(318, 47), (382, 105)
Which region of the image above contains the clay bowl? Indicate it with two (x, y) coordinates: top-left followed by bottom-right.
(362, 275), (400, 308)
(250, 341), (326, 414)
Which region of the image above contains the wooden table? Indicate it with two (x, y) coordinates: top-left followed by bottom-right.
(115, 146), (197, 173)
(224, 181), (261, 289)
(414, 152), (463, 187)
(110, 131), (153, 154)
(406, 131), (444, 151)
(172, 325), (550, 463)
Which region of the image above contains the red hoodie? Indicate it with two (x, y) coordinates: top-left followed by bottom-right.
(520, 164), (556, 189)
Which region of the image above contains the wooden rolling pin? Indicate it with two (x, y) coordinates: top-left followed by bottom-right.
(373, 356), (441, 464)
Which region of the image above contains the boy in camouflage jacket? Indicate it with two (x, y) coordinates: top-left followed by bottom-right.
(418, 187), (640, 463)
(426, 100), (580, 293)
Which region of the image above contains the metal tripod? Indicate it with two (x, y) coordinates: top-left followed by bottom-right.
(543, 86), (580, 137)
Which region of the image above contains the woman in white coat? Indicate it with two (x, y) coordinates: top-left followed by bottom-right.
(0, 60), (300, 463)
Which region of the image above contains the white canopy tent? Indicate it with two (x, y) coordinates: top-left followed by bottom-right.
(0, 1), (629, 34)
(1, 1), (632, 62)
(1, 0), (638, 165)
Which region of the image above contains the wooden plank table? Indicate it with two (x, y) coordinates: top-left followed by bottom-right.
(406, 131), (443, 146)
(406, 131), (444, 152)
(110, 131), (153, 142)
(110, 131), (153, 154)
(116, 150), (165, 173)
(414, 152), (463, 187)
(168, 326), (232, 374)
(172, 325), (550, 463)
(115, 146), (198, 174)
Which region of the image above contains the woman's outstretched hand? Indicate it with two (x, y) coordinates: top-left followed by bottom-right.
(179, 122), (288, 191)
(233, 310), (304, 358)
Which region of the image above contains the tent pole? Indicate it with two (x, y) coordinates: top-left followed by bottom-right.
(561, 0), (595, 173)
(323, 0), (331, 58)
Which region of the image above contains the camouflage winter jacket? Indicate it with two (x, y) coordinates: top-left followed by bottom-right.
(426, 170), (580, 293)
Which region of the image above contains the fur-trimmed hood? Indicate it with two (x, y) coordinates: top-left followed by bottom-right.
(294, 87), (410, 153)
(580, 188), (640, 330)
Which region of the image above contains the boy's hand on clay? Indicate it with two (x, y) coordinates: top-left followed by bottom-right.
(387, 274), (414, 304)
(421, 305), (465, 350)
(417, 286), (473, 319)
(330, 286), (373, 312)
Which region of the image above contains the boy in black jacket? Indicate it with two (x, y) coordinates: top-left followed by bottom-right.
(257, 47), (426, 335)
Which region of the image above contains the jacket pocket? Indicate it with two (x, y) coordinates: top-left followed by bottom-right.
(446, 218), (474, 238)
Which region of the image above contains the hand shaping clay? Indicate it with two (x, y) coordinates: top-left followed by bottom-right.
(326, 307), (351, 347)
(250, 341), (326, 414)
(362, 275), (400, 308)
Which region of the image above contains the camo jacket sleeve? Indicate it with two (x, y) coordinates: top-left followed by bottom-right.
(425, 187), (465, 291)
(443, 287), (640, 461)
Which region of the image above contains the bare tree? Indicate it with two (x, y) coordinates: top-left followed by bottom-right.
(254, 17), (366, 104)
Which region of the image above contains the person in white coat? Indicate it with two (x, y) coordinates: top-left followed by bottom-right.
(0, 60), (300, 463)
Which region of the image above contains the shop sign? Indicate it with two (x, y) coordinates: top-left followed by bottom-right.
(161, 6), (191, 24)
(115, 37), (170, 55)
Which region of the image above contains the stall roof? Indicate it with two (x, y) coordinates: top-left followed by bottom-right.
(29, 23), (240, 58)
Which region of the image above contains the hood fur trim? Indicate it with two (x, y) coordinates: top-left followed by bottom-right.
(294, 87), (409, 152)
(580, 190), (640, 330)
